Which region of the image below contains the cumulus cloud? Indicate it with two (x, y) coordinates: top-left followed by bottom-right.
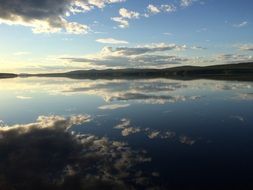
(233, 21), (248, 28)
(161, 4), (177, 12)
(119, 8), (140, 19)
(113, 3), (177, 28)
(144, 4), (176, 17)
(111, 16), (129, 28)
(112, 8), (140, 28)
(96, 38), (129, 44)
(0, 0), (124, 34)
(147, 4), (160, 14)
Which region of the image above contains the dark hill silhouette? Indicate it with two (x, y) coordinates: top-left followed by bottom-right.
(26, 62), (253, 81)
(2, 62), (253, 81)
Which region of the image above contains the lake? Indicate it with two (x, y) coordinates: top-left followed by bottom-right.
(0, 78), (253, 189)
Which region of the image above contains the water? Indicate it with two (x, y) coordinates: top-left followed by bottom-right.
(0, 78), (253, 189)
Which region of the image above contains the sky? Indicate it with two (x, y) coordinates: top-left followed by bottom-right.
(0, 0), (253, 73)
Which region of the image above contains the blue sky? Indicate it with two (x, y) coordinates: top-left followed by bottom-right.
(0, 0), (252, 73)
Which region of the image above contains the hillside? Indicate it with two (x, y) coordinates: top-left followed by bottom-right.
(26, 62), (253, 81)
(0, 73), (17, 79)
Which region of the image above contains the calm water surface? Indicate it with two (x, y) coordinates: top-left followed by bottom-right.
(0, 78), (253, 189)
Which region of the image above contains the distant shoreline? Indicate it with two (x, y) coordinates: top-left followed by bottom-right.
(1, 62), (253, 81)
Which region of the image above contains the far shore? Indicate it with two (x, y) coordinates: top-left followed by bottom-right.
(1, 62), (253, 82)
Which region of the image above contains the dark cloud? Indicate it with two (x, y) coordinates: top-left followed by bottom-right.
(0, 0), (70, 21)
(112, 44), (183, 56)
(61, 45), (189, 67)
(0, 0), (124, 34)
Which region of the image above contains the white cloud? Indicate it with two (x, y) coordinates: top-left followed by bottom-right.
(180, 0), (198, 7)
(16, 96), (32, 100)
(238, 44), (253, 51)
(112, 8), (140, 28)
(161, 4), (177, 12)
(119, 8), (140, 19)
(147, 4), (160, 14)
(233, 21), (248, 28)
(111, 17), (129, 28)
(96, 38), (129, 44)
(99, 104), (130, 110)
(144, 4), (176, 18)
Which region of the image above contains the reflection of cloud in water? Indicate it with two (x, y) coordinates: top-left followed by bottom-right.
(0, 78), (205, 105)
(0, 115), (162, 190)
(179, 136), (196, 145)
(98, 104), (130, 110)
(114, 118), (141, 136)
(114, 119), (196, 145)
(215, 83), (252, 91)
(238, 93), (253, 100)
(230, 115), (245, 122)
(147, 130), (160, 139)
(107, 92), (201, 104)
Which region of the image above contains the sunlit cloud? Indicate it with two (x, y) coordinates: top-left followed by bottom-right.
(111, 16), (129, 28)
(238, 44), (253, 51)
(16, 95), (32, 100)
(112, 7), (140, 28)
(96, 38), (129, 44)
(119, 8), (140, 19)
(147, 4), (160, 14)
(98, 104), (130, 110)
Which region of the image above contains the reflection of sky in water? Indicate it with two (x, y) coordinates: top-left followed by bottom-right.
(0, 78), (253, 189)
